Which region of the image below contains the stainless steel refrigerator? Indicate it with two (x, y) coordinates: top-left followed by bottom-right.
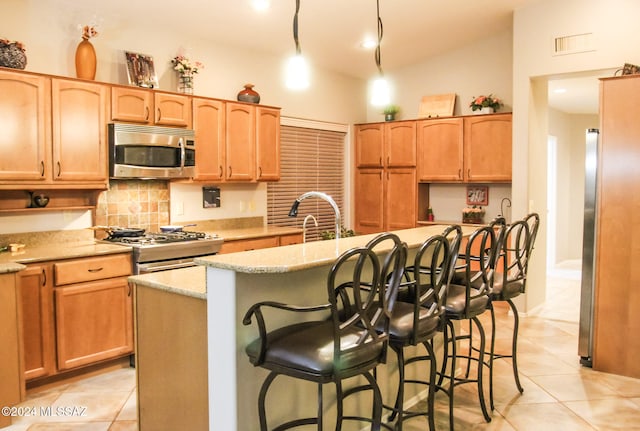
(578, 128), (599, 367)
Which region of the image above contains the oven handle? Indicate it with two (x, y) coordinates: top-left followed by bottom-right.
(137, 260), (198, 274)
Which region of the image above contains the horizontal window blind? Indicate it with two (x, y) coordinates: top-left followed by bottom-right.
(267, 125), (346, 242)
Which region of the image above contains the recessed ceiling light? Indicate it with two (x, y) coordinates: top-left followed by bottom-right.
(252, 0), (269, 12)
(360, 38), (377, 50)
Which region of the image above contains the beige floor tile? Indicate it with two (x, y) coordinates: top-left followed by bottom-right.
(44, 392), (130, 423)
(564, 398), (640, 430)
(498, 402), (594, 431)
(63, 369), (135, 394)
(592, 370), (640, 397)
(529, 372), (619, 401)
(107, 421), (137, 431)
(26, 423), (112, 430)
(114, 391), (136, 422)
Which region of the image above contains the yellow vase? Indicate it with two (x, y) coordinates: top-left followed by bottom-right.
(75, 38), (96, 80)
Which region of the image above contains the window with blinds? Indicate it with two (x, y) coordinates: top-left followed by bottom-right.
(267, 125), (346, 242)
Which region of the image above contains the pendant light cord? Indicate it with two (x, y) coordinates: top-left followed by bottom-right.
(375, 0), (384, 76)
(293, 0), (301, 55)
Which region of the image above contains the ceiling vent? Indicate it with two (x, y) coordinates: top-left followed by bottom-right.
(553, 33), (594, 56)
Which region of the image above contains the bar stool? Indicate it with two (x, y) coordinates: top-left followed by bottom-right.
(384, 226), (460, 431)
(487, 213), (539, 407)
(438, 225), (495, 430)
(242, 232), (407, 431)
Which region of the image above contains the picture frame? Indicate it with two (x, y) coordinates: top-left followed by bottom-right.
(125, 51), (159, 89)
(466, 185), (489, 206)
(418, 93), (456, 118)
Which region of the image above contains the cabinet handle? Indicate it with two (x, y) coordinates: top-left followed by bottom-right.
(145, 106), (150, 121)
(87, 267), (104, 273)
(41, 268), (46, 286)
(40, 161), (45, 177)
(379, 157), (382, 167)
(258, 167), (262, 178)
(458, 168), (462, 179)
(467, 168), (471, 179)
(157, 108), (161, 122)
(219, 166), (223, 178)
(387, 156), (390, 166)
(56, 161), (61, 177)
(379, 171), (382, 180)
(228, 166), (232, 177)
(127, 282), (132, 297)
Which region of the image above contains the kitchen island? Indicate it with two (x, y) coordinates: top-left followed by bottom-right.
(130, 224), (475, 430)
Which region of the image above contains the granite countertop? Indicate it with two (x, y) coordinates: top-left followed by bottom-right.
(196, 224), (477, 274)
(129, 266), (206, 300)
(0, 241), (132, 266)
(0, 262), (26, 274)
(202, 225), (302, 241)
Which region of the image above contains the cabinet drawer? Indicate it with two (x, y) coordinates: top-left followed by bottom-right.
(219, 237), (279, 254)
(279, 233), (303, 246)
(54, 253), (132, 286)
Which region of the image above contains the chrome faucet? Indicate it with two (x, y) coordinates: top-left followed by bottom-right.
(302, 214), (318, 243)
(288, 191), (342, 240)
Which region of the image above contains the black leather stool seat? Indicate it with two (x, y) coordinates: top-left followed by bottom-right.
(490, 275), (524, 300)
(387, 301), (440, 341)
(246, 320), (384, 381)
(445, 284), (489, 317)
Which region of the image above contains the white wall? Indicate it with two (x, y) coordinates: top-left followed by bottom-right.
(514, 0), (640, 311)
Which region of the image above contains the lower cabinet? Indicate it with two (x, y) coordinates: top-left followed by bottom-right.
(18, 253), (133, 382)
(354, 168), (417, 234)
(218, 233), (303, 254)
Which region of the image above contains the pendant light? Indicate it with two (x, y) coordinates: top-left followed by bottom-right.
(370, 0), (390, 106)
(285, 0), (310, 90)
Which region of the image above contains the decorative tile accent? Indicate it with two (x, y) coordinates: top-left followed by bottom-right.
(96, 180), (170, 233)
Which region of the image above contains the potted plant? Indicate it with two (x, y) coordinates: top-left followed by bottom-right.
(469, 94), (502, 114)
(383, 104), (400, 121)
(319, 225), (357, 240)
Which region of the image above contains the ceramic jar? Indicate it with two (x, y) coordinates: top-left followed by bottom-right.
(237, 84), (260, 104)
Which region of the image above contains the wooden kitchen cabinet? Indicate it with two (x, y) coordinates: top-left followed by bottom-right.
(417, 117), (464, 181)
(0, 70), (51, 182)
(111, 86), (192, 128)
(256, 106), (281, 181)
(193, 97), (226, 181)
(0, 272), (24, 427)
(355, 121), (416, 168)
(226, 102), (256, 181)
(354, 121), (417, 234)
(463, 113), (512, 182)
(18, 264), (55, 380)
(18, 253), (133, 383)
(219, 236), (279, 254)
(51, 78), (109, 184)
(354, 168), (416, 234)
(592, 75), (640, 379)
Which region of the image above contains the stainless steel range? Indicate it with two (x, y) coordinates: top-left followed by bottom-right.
(102, 230), (223, 274)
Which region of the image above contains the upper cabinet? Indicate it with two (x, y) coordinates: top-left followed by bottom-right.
(417, 117), (464, 182)
(463, 113), (512, 182)
(111, 86), (192, 128)
(355, 121), (416, 168)
(225, 102), (255, 182)
(193, 97), (226, 182)
(0, 70), (108, 189)
(416, 113), (512, 183)
(256, 106), (281, 181)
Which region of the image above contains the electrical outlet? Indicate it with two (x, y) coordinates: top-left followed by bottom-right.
(249, 200), (255, 212)
(175, 201), (184, 216)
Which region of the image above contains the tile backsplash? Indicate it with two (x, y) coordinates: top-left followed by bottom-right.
(96, 180), (170, 232)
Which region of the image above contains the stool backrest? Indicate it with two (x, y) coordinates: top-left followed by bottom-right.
(496, 219), (530, 288)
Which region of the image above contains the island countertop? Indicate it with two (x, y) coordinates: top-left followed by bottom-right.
(195, 224), (475, 274)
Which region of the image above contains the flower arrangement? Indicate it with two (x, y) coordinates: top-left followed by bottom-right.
(0, 38), (27, 69)
(0, 38), (25, 52)
(469, 94), (502, 112)
(462, 206), (485, 224)
(172, 55), (203, 76)
(79, 25), (98, 40)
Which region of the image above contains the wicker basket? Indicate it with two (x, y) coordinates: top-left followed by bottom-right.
(0, 42), (27, 69)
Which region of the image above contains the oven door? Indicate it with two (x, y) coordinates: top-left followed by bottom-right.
(136, 257), (199, 274)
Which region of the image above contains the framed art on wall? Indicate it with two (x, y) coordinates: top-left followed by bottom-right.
(125, 51), (158, 88)
(466, 185), (489, 206)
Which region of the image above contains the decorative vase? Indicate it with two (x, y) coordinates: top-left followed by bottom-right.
(480, 106), (494, 114)
(0, 41), (27, 69)
(178, 72), (194, 94)
(237, 84), (260, 104)
(75, 38), (96, 80)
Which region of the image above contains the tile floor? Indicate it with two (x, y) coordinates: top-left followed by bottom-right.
(5, 261), (640, 430)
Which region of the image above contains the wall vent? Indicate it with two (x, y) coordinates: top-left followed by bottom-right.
(552, 33), (594, 56)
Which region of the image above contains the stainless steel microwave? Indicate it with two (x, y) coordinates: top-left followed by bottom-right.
(108, 123), (196, 179)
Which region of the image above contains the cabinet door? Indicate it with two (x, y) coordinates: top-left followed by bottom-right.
(417, 118), (464, 181)
(354, 168), (385, 234)
(55, 278), (133, 370)
(18, 264), (55, 380)
(385, 121), (416, 167)
(226, 102), (255, 181)
(111, 86), (152, 123)
(218, 236), (279, 254)
(51, 79), (108, 182)
(193, 98), (226, 181)
(0, 70), (51, 181)
(355, 124), (384, 168)
(385, 168), (417, 230)
(256, 106), (281, 181)
(155, 93), (192, 127)
(463, 114), (512, 182)
(0, 273), (23, 416)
